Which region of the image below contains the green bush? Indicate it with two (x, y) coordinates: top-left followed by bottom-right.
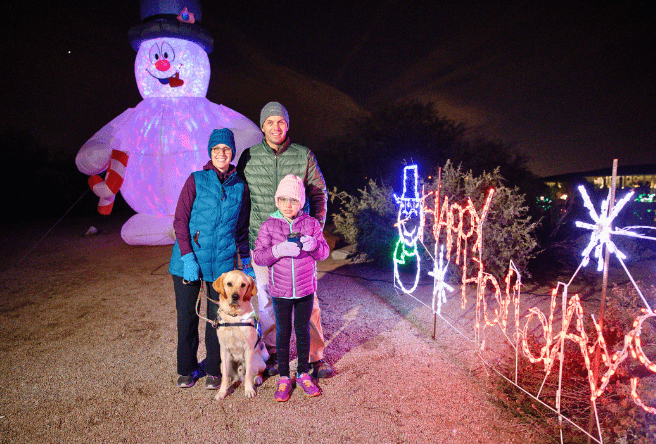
(330, 180), (397, 264)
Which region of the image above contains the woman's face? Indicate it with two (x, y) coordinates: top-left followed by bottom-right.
(210, 144), (232, 172)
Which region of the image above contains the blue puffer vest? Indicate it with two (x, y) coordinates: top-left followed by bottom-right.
(169, 169), (245, 282)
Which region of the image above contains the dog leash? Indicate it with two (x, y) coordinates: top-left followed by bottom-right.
(195, 283), (221, 328)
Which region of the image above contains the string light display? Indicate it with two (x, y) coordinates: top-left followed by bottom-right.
(428, 245), (454, 315)
(391, 165), (656, 427)
(393, 165), (425, 293)
(575, 186), (635, 271)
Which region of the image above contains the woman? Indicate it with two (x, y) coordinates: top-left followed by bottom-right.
(168, 128), (254, 389)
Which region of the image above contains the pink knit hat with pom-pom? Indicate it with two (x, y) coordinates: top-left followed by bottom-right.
(275, 174), (305, 204)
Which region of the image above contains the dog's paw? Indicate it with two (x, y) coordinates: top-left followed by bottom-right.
(244, 387), (256, 398)
(253, 374), (263, 386)
(216, 389), (228, 400)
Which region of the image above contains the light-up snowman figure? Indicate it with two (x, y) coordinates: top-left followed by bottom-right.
(393, 165), (425, 293)
(75, 0), (261, 245)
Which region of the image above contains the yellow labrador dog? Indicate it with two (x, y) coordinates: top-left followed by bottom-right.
(212, 270), (269, 399)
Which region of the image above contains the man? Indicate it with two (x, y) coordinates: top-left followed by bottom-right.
(237, 102), (332, 378)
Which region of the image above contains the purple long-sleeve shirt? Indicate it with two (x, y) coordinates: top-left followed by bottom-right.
(173, 161), (250, 259)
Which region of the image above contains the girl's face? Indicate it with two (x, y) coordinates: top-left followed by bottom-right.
(276, 195), (301, 220)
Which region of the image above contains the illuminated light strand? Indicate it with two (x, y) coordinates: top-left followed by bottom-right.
(425, 190), (494, 310)
(393, 165), (425, 294)
(616, 225), (656, 242)
(575, 186), (634, 271)
(506, 261), (523, 344)
(428, 245), (454, 315)
(631, 376), (656, 415)
(393, 239), (422, 294)
(574, 186), (654, 313)
(391, 164), (656, 421)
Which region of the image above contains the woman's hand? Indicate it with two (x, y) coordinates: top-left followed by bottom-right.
(181, 252), (200, 282)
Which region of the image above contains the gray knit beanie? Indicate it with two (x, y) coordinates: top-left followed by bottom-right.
(259, 102), (289, 128)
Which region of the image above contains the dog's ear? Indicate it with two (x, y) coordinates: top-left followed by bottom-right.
(212, 273), (226, 298)
(244, 275), (257, 302)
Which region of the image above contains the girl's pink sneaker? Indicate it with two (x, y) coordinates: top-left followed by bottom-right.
(297, 373), (321, 397)
(274, 377), (292, 402)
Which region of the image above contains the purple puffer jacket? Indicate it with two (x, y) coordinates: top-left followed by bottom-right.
(253, 210), (330, 299)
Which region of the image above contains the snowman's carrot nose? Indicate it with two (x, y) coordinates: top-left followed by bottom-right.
(155, 59), (171, 71)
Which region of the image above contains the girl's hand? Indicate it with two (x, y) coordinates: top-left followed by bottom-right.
(300, 235), (318, 252)
(272, 241), (301, 258)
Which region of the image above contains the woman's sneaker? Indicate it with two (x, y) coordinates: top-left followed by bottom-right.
(176, 374), (194, 388)
(176, 362), (206, 388)
(297, 373), (321, 397)
(274, 376), (292, 402)
(205, 375), (221, 390)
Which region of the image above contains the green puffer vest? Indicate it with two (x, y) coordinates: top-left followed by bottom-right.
(239, 140), (327, 250)
(169, 169), (244, 282)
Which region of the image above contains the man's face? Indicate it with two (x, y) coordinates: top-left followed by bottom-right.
(262, 115), (289, 148)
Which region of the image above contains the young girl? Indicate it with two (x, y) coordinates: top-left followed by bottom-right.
(252, 174), (330, 401)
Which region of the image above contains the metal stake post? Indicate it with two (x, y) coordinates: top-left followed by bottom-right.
(587, 159), (618, 443)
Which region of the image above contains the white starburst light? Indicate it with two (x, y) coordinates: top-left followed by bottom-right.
(428, 245), (454, 315)
(575, 185), (635, 271)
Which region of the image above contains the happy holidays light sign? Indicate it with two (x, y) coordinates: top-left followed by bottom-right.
(392, 165), (656, 422)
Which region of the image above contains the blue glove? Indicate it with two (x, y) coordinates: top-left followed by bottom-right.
(241, 257), (256, 279)
(181, 252), (200, 282)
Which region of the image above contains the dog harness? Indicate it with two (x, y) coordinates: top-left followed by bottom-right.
(194, 287), (263, 346)
(214, 309), (263, 347)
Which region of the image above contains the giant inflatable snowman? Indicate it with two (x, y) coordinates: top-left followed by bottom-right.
(76, 0), (262, 245)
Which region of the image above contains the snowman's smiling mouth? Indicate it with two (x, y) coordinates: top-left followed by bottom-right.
(146, 69), (185, 88)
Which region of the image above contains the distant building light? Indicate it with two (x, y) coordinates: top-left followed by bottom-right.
(560, 194), (568, 200)
(636, 193), (656, 203)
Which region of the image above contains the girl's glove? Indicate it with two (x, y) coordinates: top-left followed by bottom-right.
(241, 257), (256, 279)
(300, 235), (318, 252)
(181, 252), (200, 282)
(272, 241), (301, 258)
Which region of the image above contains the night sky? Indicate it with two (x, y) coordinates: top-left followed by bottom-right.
(3, 0), (655, 178)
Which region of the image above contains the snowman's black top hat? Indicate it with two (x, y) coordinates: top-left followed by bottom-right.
(128, 0), (214, 53)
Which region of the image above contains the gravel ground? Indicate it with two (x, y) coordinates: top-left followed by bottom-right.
(0, 215), (543, 443)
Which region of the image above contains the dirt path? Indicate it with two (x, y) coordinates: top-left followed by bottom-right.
(0, 215), (542, 443)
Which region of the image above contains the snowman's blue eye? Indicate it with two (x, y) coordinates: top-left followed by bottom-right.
(161, 42), (175, 62)
(149, 43), (161, 64)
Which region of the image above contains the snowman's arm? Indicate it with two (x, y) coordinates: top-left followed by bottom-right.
(75, 108), (136, 175)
